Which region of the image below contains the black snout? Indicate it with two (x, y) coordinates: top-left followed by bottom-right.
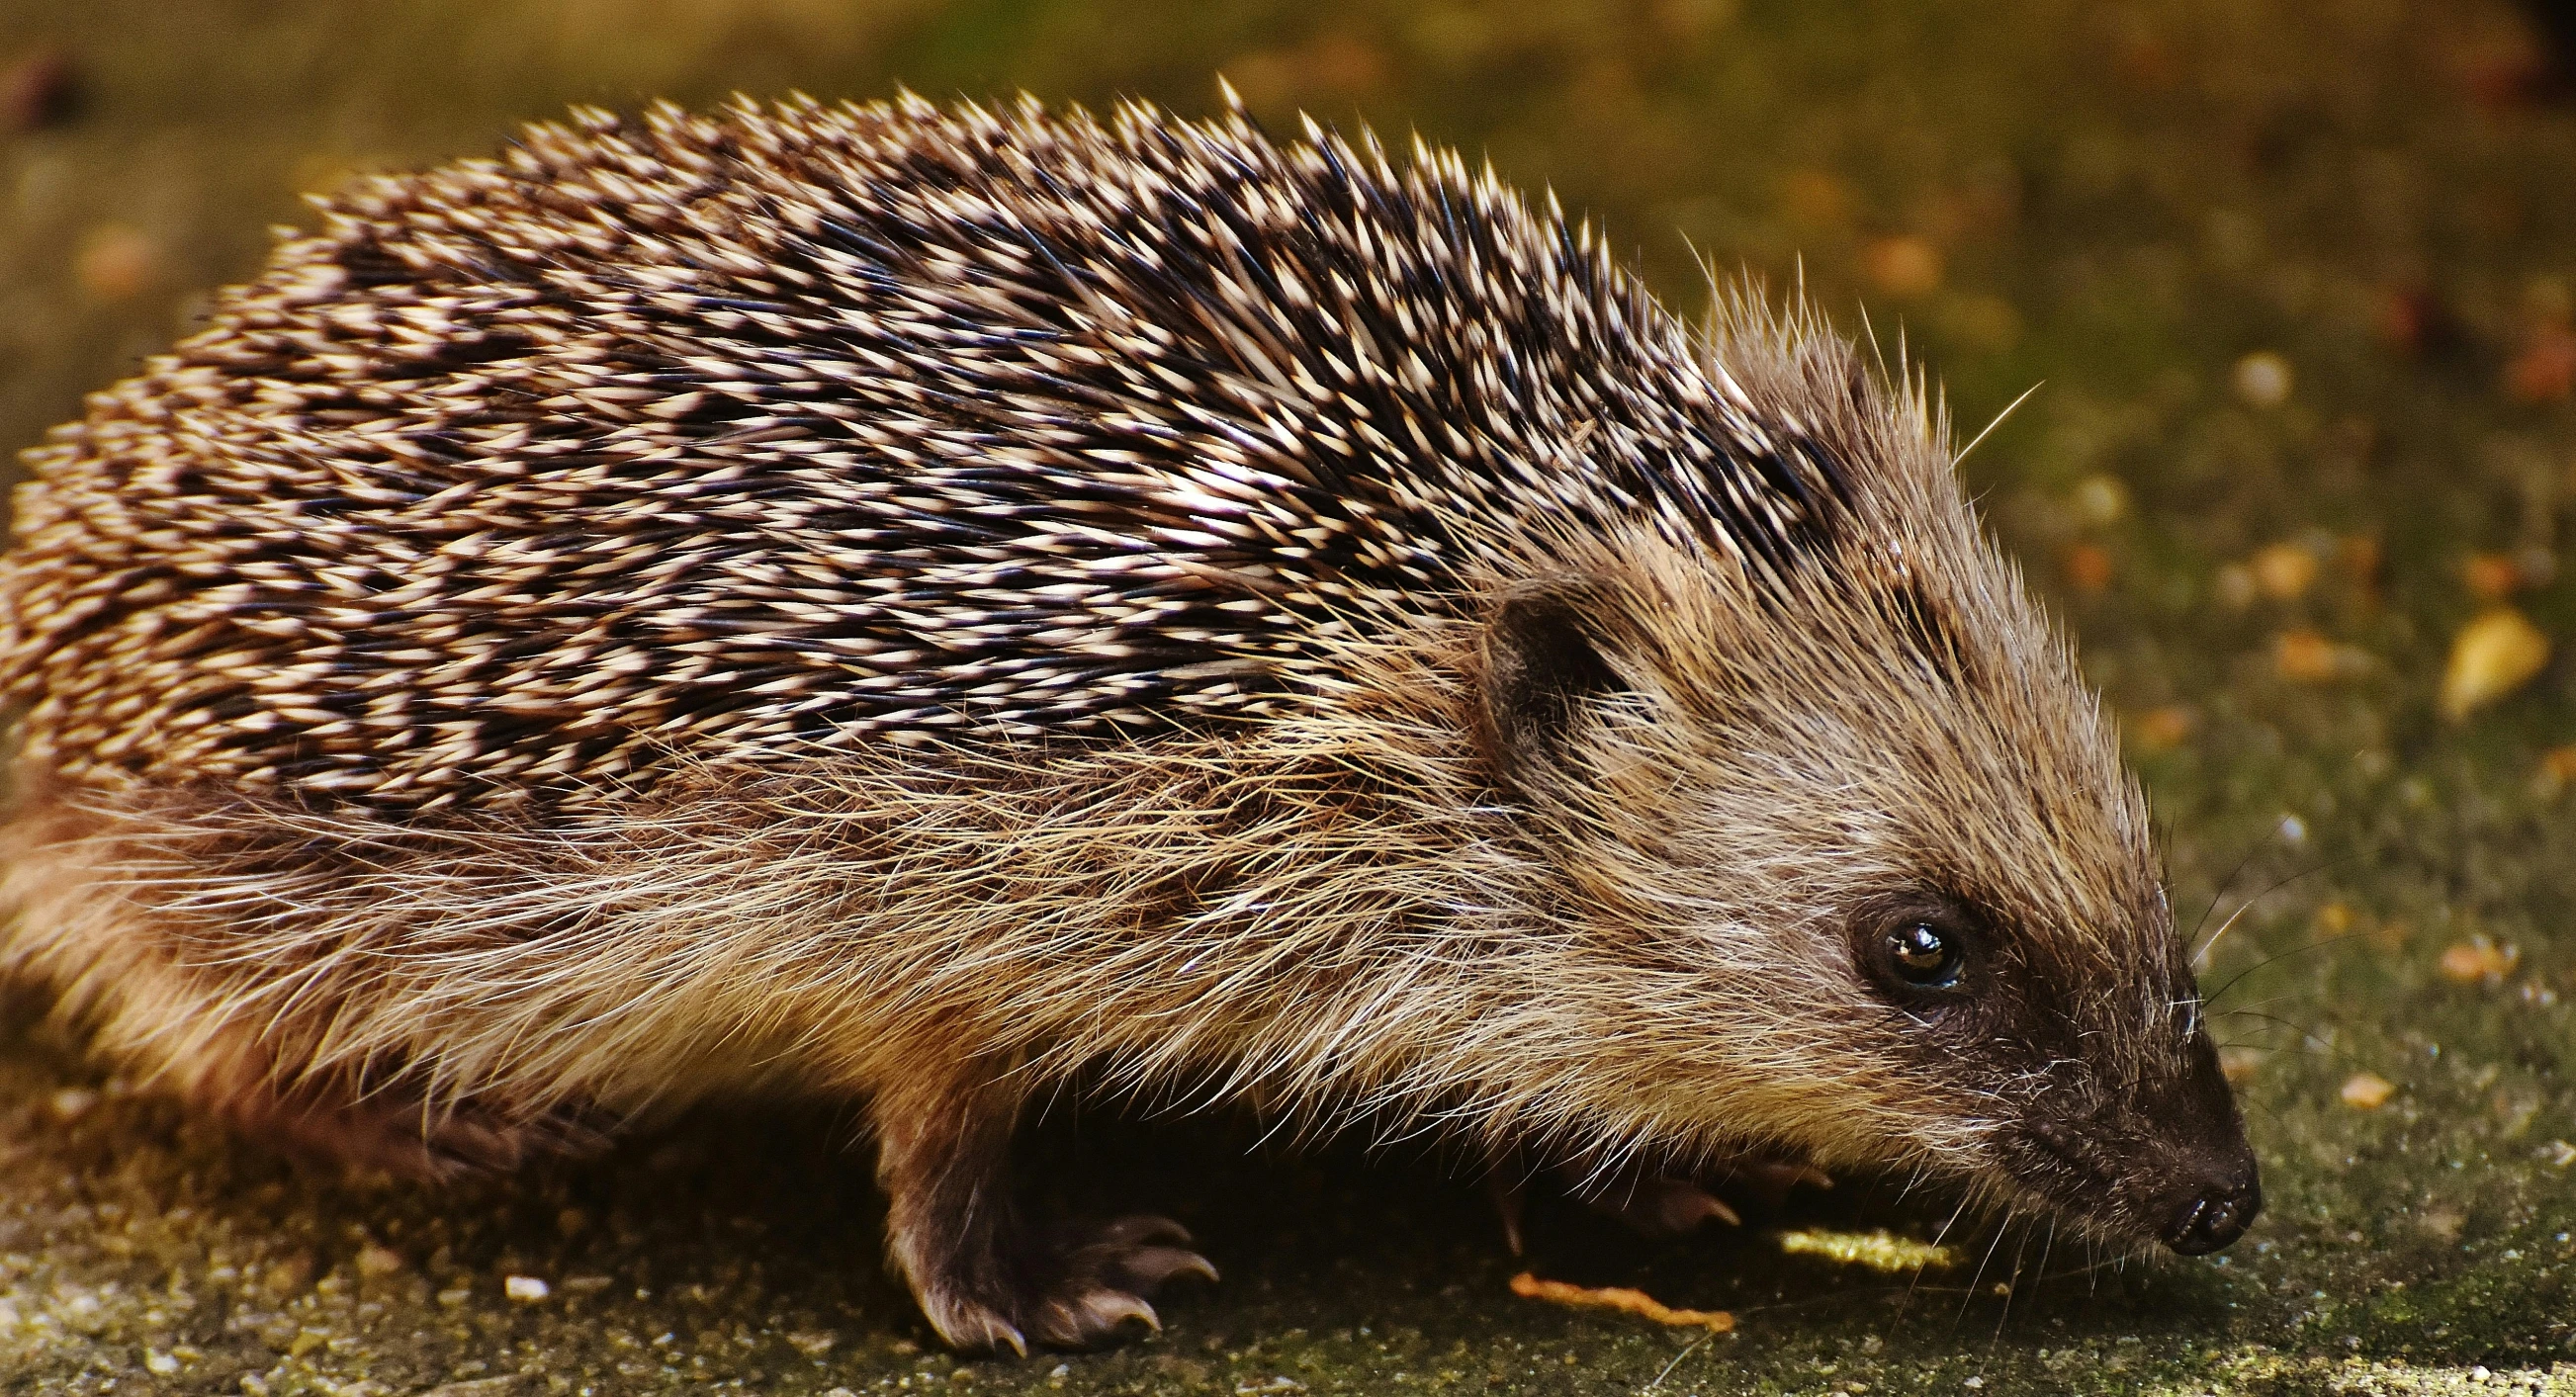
(2159, 1171), (2260, 1255)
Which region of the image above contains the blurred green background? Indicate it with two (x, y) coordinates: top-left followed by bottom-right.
(3, 1), (2576, 1393)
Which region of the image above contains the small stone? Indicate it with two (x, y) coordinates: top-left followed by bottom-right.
(2438, 936), (2519, 983)
(2543, 1140), (2576, 1168)
(2340, 1072), (2397, 1109)
(2069, 474), (2128, 526)
(144, 1349), (179, 1375)
(2250, 543), (2318, 600)
(2232, 351), (2293, 407)
(2440, 608), (2550, 720)
(786, 1330), (839, 1356)
(354, 1246), (404, 1278)
(502, 1274), (550, 1302)
(2213, 563), (2259, 609)
(47, 1086), (98, 1120)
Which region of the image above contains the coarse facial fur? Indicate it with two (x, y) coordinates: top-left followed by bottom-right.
(0, 91), (2255, 1352)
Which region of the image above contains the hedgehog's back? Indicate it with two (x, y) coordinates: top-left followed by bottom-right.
(0, 94), (1847, 813)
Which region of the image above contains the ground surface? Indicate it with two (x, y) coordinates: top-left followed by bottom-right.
(1, 0), (2574, 1393)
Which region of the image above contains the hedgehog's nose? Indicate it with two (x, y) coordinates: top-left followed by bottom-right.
(2160, 1173), (2261, 1255)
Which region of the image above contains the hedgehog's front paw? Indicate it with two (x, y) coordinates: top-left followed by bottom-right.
(917, 1215), (1217, 1354)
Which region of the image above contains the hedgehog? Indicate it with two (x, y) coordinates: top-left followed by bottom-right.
(0, 89), (2258, 1353)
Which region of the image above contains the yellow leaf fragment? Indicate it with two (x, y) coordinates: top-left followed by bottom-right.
(2340, 1072), (2397, 1109)
(1775, 1228), (1958, 1272)
(2275, 629), (2345, 682)
(2438, 936), (2519, 983)
(2441, 608), (2550, 720)
(2131, 705), (2195, 751)
(1508, 1272), (1733, 1332)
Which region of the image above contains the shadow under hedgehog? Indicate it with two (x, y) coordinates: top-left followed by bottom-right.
(0, 89), (2257, 1353)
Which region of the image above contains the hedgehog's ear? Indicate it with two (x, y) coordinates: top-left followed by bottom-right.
(1477, 580), (1628, 784)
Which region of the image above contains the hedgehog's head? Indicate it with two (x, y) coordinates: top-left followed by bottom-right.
(1462, 350), (2254, 1260)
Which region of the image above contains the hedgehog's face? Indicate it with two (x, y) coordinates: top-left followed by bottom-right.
(1471, 534), (2257, 1258)
(1830, 890), (2260, 1257)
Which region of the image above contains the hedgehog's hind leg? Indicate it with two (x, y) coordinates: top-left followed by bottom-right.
(187, 1040), (608, 1181)
(871, 1061), (1216, 1353)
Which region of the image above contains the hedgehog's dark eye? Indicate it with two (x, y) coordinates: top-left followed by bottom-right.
(1885, 922), (1963, 988)
(1854, 909), (1980, 1002)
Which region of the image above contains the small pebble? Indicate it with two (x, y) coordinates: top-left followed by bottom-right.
(502, 1274), (549, 1302)
(143, 1350), (178, 1375)
(2213, 563), (2258, 608)
(2439, 608), (2550, 720)
(2250, 543), (2318, 600)
(2340, 1072), (2397, 1109)
(47, 1086), (98, 1120)
(354, 1246), (404, 1278)
(2070, 474), (2128, 525)
(2232, 351), (2293, 407)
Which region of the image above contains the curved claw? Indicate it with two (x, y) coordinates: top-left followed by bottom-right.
(1032, 1289), (1159, 1348)
(1119, 1246), (1220, 1287)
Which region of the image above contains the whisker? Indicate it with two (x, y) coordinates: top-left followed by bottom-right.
(2203, 928), (2374, 1007)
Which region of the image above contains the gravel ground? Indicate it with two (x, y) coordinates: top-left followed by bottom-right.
(2, 1), (2575, 1393)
